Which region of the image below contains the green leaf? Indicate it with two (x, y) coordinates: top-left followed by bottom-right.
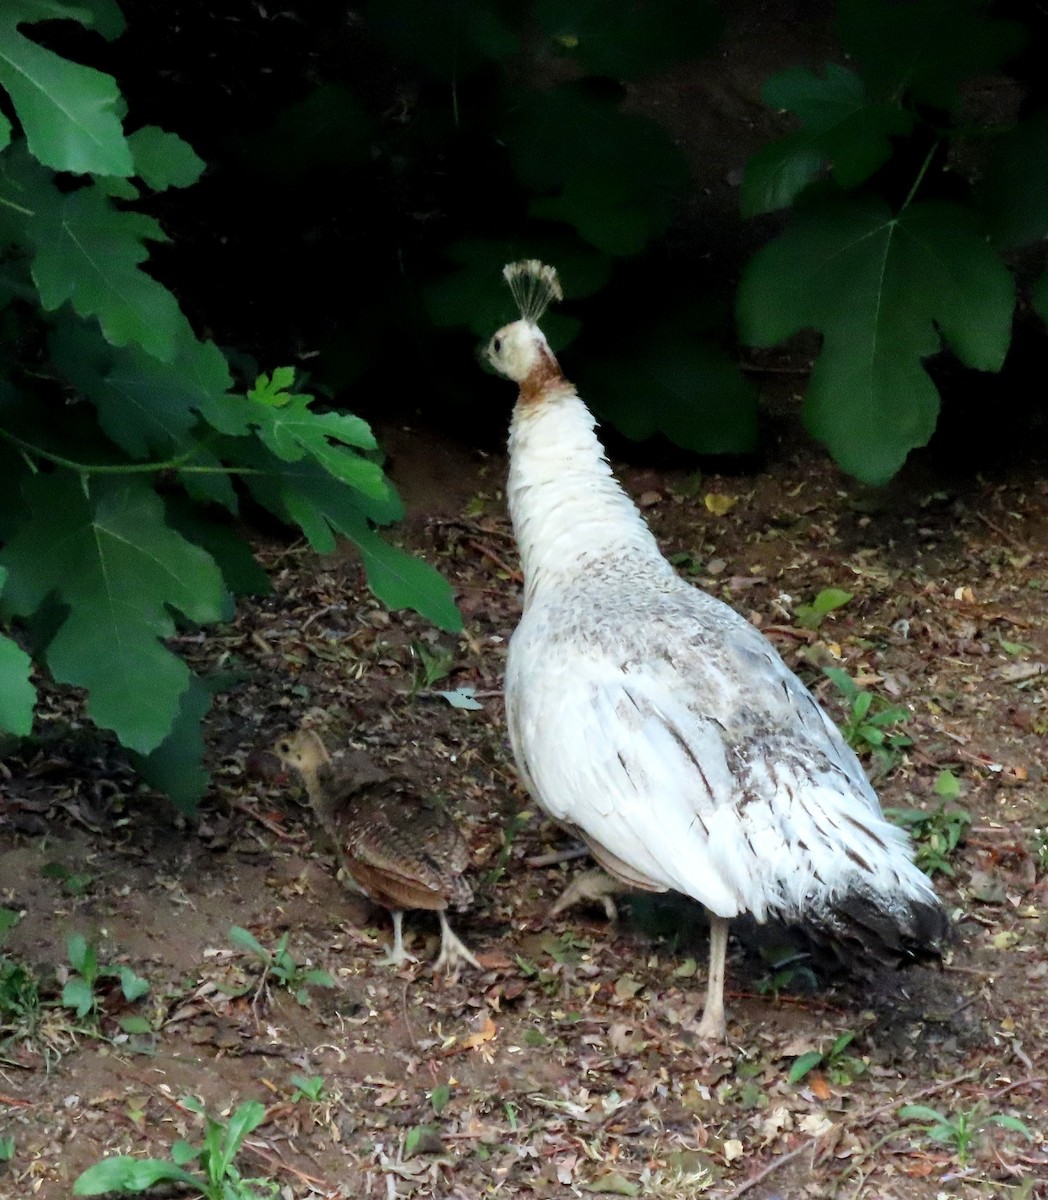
(508, 84), (688, 255)
(169, 1140), (198, 1166)
(835, 0), (1026, 110)
(0, 906), (21, 938)
(28, 184), (182, 360)
(252, 392), (387, 498)
(788, 1050), (825, 1083)
(302, 968), (335, 988)
(430, 1083), (451, 1115)
(580, 326), (758, 456)
(66, 932), (93, 976)
(116, 964), (149, 1002)
(981, 110), (1048, 250)
(61, 976), (95, 1018)
(536, 0), (720, 79)
(0, 1134), (13, 1162)
(583, 1173), (641, 1196)
(0, 612), (35, 734)
(217, 1101), (267, 1176)
(341, 517), (462, 633)
(899, 1104), (948, 1123)
(986, 1114), (1034, 1139)
(0, 2), (132, 176)
(0, 476), (226, 753)
(73, 1156), (203, 1194)
(742, 64), (911, 215)
(737, 197), (1015, 484)
(163, 503), (268, 600)
(128, 673), (211, 811)
(0, 112), (10, 152)
(49, 320), (236, 463)
(117, 1014), (152, 1034)
(228, 925), (267, 959)
(77, 0), (126, 41)
(128, 126), (204, 191)
(934, 770), (961, 799)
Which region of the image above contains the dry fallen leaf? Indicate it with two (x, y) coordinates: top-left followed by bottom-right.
(460, 1014), (497, 1051)
(722, 1139), (744, 1163)
(704, 493), (737, 516)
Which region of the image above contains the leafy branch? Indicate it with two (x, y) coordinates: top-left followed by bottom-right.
(0, 0), (460, 807)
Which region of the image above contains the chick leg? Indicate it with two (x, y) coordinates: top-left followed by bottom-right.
(696, 915), (730, 1041)
(378, 910), (418, 967)
(434, 910), (481, 973)
(550, 868), (625, 921)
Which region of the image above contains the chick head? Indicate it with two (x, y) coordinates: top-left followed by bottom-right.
(272, 728), (329, 777)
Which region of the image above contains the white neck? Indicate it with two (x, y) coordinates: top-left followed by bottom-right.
(507, 386), (670, 606)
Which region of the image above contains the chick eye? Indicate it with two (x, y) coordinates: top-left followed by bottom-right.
(492, 336), (502, 354)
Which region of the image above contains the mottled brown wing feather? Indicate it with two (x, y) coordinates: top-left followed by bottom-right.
(324, 781), (472, 912)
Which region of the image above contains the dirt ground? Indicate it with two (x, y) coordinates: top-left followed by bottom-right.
(2, 392), (1047, 1198)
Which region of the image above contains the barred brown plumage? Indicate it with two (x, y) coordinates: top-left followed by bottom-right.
(272, 729), (479, 972)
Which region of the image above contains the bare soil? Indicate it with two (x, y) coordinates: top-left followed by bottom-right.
(2, 395), (1047, 1199)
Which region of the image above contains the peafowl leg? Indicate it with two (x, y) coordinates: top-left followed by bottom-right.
(550, 868), (624, 921)
(435, 910), (481, 973)
(378, 910), (418, 967)
(696, 915), (730, 1040)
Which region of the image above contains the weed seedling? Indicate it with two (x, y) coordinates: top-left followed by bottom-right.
(0, 1135), (13, 1162)
(61, 935), (150, 1024)
(73, 1096), (278, 1198)
(289, 1074), (326, 1103)
(409, 640), (454, 695)
(789, 1030), (867, 1086)
(796, 587), (852, 630)
(899, 1102), (1034, 1165)
(756, 947), (819, 999)
(0, 956), (42, 1044)
(823, 667), (912, 773)
(484, 808), (533, 888)
(885, 800), (971, 877)
(228, 926), (334, 1008)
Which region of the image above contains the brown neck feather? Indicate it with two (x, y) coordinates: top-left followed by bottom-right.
(518, 347), (564, 406)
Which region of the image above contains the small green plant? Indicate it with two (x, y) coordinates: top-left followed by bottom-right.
(0, 956), (43, 1043)
(756, 947), (819, 1000)
(795, 587), (853, 631)
(484, 809), (533, 888)
(73, 1096), (277, 1198)
(899, 1102), (1034, 1166)
(289, 1074), (326, 1103)
(228, 926), (335, 1008)
(823, 667), (912, 773)
(885, 799), (971, 877)
(61, 935), (150, 1023)
(409, 640), (454, 695)
(789, 1030), (867, 1086)
(0, 1134), (13, 1162)
(41, 862), (95, 897)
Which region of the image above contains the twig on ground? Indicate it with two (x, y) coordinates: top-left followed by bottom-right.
(466, 538), (522, 580)
(721, 1141), (811, 1199)
(526, 845), (590, 868)
(229, 797), (301, 843)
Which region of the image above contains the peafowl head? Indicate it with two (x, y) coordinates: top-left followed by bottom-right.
(485, 260), (563, 387)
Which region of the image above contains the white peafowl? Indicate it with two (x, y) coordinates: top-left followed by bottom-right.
(486, 260), (950, 1040)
